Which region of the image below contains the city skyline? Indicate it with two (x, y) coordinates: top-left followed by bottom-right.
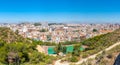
(0, 0), (120, 23)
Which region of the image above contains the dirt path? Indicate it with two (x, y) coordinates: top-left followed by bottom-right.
(55, 42), (120, 65)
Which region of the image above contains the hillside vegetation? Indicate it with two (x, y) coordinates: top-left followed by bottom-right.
(60, 29), (120, 63)
(0, 27), (57, 65)
(80, 44), (120, 65)
(81, 29), (120, 58)
(0, 27), (31, 43)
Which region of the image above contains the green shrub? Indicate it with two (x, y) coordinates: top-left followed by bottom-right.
(69, 56), (78, 62)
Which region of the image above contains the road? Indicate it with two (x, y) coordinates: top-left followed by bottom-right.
(55, 42), (120, 65)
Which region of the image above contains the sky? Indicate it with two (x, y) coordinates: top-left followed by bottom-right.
(0, 0), (120, 23)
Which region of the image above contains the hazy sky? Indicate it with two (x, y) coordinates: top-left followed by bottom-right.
(0, 0), (120, 23)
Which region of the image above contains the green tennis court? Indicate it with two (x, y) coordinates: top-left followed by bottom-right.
(66, 45), (74, 53)
(48, 47), (56, 54)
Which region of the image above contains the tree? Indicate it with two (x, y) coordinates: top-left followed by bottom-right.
(34, 23), (41, 26)
(72, 45), (81, 56)
(54, 43), (63, 54)
(15, 30), (19, 35)
(62, 46), (66, 54)
(93, 29), (98, 32)
(7, 52), (20, 65)
(40, 29), (47, 32)
(29, 51), (42, 64)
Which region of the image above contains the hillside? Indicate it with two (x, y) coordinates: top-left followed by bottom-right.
(80, 44), (120, 65)
(0, 27), (57, 65)
(81, 29), (120, 58)
(0, 27), (31, 43)
(55, 29), (120, 64)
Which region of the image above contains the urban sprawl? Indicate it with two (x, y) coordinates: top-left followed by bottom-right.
(0, 23), (120, 43)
